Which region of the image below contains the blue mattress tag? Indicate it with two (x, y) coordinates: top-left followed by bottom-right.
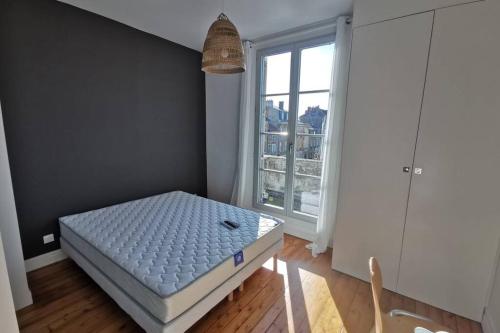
(234, 250), (244, 266)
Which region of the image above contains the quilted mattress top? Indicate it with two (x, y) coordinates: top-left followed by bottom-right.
(59, 191), (282, 298)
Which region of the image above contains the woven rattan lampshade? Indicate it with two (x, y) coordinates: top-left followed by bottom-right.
(202, 13), (245, 74)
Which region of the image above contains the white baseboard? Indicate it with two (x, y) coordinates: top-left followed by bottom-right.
(24, 249), (67, 272)
(483, 308), (498, 333)
(284, 222), (316, 242)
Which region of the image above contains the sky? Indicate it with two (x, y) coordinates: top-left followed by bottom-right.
(264, 43), (335, 117)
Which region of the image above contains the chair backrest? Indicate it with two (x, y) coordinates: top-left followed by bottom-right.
(370, 257), (384, 333)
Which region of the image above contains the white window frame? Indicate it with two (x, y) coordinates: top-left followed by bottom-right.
(253, 35), (335, 224)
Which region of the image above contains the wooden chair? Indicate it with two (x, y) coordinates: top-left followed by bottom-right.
(369, 257), (453, 333)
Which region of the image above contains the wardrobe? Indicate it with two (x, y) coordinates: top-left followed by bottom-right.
(332, 0), (500, 321)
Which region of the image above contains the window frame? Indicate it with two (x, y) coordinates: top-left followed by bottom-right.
(253, 35), (335, 224)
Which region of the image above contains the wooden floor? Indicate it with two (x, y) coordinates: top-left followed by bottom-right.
(17, 235), (482, 333)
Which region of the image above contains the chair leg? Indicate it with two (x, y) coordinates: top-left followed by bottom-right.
(273, 254), (278, 272)
(228, 291), (234, 301)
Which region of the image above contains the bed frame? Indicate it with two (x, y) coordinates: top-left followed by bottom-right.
(61, 238), (282, 333)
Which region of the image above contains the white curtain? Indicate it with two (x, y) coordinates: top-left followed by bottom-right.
(231, 40), (255, 208)
(307, 16), (352, 257)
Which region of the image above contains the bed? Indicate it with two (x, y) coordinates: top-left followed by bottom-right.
(59, 191), (284, 332)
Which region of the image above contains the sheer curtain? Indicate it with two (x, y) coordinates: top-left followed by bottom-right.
(307, 16), (352, 257)
(231, 40), (255, 208)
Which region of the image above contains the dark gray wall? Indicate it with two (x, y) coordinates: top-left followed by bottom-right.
(0, 0), (207, 259)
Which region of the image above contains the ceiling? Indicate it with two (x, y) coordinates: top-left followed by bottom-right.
(58, 0), (353, 51)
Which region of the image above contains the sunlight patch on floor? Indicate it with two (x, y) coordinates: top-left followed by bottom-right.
(262, 257), (286, 274)
(298, 267), (343, 332)
(261, 255), (346, 332)
(263, 258), (298, 332)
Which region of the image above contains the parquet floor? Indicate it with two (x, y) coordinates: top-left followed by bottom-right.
(16, 235), (482, 332)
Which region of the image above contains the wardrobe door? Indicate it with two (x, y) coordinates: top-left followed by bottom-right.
(398, 1), (500, 321)
(332, 12), (433, 289)
(353, 0), (482, 27)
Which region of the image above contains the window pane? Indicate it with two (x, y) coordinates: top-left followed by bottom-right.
(261, 133), (287, 173)
(259, 170), (285, 208)
(293, 175), (321, 216)
(297, 92), (329, 134)
(261, 134), (287, 158)
(295, 135), (323, 162)
(295, 140), (323, 175)
(263, 52), (291, 95)
(261, 96), (289, 134)
(293, 93), (329, 217)
(299, 43), (335, 92)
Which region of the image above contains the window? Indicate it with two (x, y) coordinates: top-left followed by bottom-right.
(254, 36), (335, 222)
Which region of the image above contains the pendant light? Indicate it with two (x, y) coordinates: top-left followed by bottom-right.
(202, 12), (245, 74)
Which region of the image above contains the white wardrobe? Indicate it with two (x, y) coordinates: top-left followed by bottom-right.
(333, 0), (500, 321)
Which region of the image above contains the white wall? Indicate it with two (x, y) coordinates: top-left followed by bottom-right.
(0, 103), (32, 309)
(205, 74), (241, 203)
(485, 254), (500, 333)
(482, 1), (500, 322)
(0, 231), (19, 332)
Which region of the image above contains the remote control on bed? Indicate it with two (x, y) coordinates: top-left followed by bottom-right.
(223, 220), (240, 229)
(219, 221), (234, 230)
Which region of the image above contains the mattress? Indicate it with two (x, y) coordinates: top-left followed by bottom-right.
(59, 191), (283, 323)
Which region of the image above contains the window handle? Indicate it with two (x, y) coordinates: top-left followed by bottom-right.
(288, 142), (294, 154)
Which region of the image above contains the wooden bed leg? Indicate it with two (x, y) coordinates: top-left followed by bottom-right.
(239, 281), (244, 292)
(273, 254), (278, 273)
(228, 291), (234, 302)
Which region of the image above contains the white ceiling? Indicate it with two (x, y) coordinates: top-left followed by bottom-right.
(58, 0), (353, 51)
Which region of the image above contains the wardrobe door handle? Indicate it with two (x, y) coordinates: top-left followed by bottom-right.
(403, 166), (410, 173)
